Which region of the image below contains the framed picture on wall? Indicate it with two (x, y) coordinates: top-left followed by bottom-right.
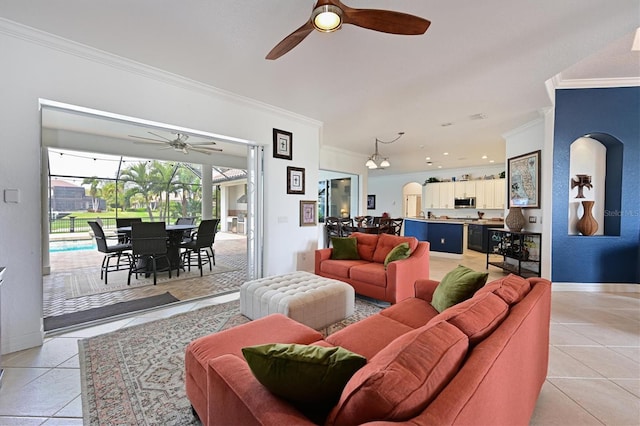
(273, 128), (293, 160)
(367, 194), (376, 210)
(300, 200), (317, 226)
(287, 166), (305, 194)
(507, 150), (541, 208)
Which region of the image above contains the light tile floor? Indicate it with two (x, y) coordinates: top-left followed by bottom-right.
(1, 251), (638, 425)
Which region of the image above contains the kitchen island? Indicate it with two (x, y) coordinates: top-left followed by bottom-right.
(404, 217), (504, 257)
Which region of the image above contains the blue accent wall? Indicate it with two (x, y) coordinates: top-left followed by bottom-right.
(552, 87), (640, 283)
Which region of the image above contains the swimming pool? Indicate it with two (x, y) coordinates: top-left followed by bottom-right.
(49, 240), (97, 252)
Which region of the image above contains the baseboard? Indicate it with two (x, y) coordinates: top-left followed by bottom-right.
(551, 282), (640, 292)
(430, 251), (464, 260)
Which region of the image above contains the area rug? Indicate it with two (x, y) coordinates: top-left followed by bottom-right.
(65, 262), (239, 298)
(44, 292), (180, 331)
(79, 297), (382, 425)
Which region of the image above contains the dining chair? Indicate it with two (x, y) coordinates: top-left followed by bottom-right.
(175, 217), (197, 242)
(380, 217), (404, 235)
(338, 217), (354, 237)
(115, 217), (142, 243)
(87, 221), (133, 285)
(128, 221), (172, 285)
(180, 218), (219, 276)
(325, 216), (342, 247)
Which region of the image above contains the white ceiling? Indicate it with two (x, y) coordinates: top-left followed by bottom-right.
(2, 0), (639, 174)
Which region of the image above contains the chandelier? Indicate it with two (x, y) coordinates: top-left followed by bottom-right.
(365, 132), (404, 169)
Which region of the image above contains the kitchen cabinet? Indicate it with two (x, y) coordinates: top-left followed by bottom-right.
(486, 229), (541, 277)
(476, 179), (505, 209)
(423, 183), (440, 209)
(454, 181), (476, 198)
(404, 219), (464, 255)
(438, 182), (455, 209)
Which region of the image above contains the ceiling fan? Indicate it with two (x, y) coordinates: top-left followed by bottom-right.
(266, 0), (430, 60)
(128, 132), (223, 155)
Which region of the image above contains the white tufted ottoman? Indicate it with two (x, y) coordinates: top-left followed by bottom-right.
(240, 271), (355, 329)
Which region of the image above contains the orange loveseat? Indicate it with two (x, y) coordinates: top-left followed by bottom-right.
(315, 232), (430, 304)
(185, 274), (551, 425)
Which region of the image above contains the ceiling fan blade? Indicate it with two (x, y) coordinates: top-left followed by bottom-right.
(266, 20), (315, 60)
(129, 135), (166, 143)
(191, 145), (223, 152)
(148, 131), (174, 142)
(188, 140), (217, 146)
(189, 147), (213, 155)
(343, 7), (430, 35)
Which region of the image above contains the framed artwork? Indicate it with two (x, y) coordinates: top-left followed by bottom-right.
(300, 200), (317, 226)
(367, 194), (376, 210)
(507, 150), (541, 208)
(273, 128), (293, 160)
(287, 166), (305, 194)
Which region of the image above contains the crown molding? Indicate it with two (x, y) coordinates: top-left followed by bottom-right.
(0, 18), (322, 128)
(550, 74), (640, 89)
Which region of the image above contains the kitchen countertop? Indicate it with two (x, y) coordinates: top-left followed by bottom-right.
(404, 217), (504, 225)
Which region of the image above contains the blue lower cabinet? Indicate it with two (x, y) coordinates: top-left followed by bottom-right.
(404, 219), (428, 241)
(427, 223), (464, 254)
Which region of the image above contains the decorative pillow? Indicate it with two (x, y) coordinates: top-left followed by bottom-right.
(330, 237), (360, 260)
(383, 242), (411, 268)
(430, 265), (489, 313)
(242, 343), (366, 407)
(326, 321), (468, 425)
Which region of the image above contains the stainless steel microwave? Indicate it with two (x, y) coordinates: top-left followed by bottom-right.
(454, 197), (476, 209)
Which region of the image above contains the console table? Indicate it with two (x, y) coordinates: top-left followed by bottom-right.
(486, 229), (542, 278)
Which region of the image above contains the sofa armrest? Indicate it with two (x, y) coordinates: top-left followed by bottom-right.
(386, 241), (430, 303)
(414, 279), (440, 303)
(207, 354), (316, 426)
(315, 248), (333, 274)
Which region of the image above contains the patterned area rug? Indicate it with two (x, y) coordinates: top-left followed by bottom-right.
(79, 297), (382, 425)
(65, 262), (239, 298)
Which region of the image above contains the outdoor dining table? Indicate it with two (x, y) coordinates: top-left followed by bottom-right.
(117, 224), (196, 271)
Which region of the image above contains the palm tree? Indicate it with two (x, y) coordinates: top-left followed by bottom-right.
(174, 167), (200, 218)
(82, 176), (102, 212)
(149, 161), (179, 222)
(119, 162), (156, 220)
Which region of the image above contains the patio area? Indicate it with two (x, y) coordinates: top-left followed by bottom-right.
(43, 231), (248, 323)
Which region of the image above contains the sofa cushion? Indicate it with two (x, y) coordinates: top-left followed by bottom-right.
(325, 314), (414, 360)
(242, 343), (366, 407)
(431, 265), (489, 313)
(475, 274), (531, 305)
(380, 297), (439, 329)
(372, 233), (419, 264)
(330, 237), (360, 260)
(320, 259), (369, 279)
(384, 242), (411, 268)
(326, 321), (468, 425)
(350, 232), (379, 261)
(428, 292), (509, 346)
(349, 262), (387, 288)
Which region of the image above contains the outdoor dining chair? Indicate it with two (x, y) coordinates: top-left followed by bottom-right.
(115, 217), (142, 243)
(87, 220), (133, 285)
(128, 221), (172, 285)
(180, 218), (219, 276)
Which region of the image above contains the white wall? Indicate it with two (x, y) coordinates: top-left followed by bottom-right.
(0, 20), (321, 353)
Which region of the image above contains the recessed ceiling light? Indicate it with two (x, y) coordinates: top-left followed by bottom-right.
(437, 165), (442, 169)
(489, 160), (495, 163)
(443, 152), (449, 156)
(426, 161), (433, 166)
(425, 156), (431, 160)
(470, 113), (487, 120)
(481, 155), (488, 159)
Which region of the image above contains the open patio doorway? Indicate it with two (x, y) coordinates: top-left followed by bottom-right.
(40, 101), (263, 331)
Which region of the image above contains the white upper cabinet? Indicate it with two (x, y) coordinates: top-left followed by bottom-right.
(454, 181), (476, 198)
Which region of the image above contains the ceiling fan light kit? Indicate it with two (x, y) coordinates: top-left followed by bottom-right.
(312, 5), (343, 32)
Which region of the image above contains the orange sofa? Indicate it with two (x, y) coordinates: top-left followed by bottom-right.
(185, 274), (551, 425)
(315, 232), (430, 304)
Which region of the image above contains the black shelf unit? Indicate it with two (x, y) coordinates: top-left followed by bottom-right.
(486, 229), (541, 278)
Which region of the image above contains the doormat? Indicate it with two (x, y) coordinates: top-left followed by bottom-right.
(44, 292), (180, 331)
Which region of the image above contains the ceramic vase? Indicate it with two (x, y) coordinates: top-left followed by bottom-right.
(505, 207), (526, 232)
(577, 200), (598, 236)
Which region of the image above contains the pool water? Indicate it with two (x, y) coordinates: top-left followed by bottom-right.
(49, 240), (97, 252)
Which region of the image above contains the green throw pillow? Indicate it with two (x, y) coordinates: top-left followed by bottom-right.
(383, 242), (412, 268)
(242, 343), (367, 407)
(431, 265), (489, 313)
(331, 237), (360, 260)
